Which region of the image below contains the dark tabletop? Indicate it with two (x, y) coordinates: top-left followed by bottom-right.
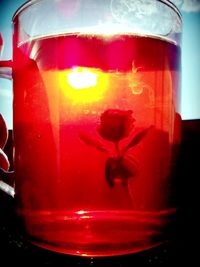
(1, 119), (199, 266)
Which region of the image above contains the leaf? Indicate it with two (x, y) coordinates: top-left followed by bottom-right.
(123, 125), (154, 153)
(79, 131), (108, 153)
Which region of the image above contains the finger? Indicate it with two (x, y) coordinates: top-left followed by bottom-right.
(0, 148), (10, 171)
(0, 114), (8, 149)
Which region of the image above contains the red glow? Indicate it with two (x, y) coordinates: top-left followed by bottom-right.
(13, 33), (181, 256)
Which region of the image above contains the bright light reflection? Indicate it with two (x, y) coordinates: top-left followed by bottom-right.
(76, 210), (91, 219)
(59, 67), (108, 104)
(67, 67), (97, 89)
(77, 210), (85, 215)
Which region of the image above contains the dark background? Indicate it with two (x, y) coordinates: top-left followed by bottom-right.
(0, 119), (199, 266)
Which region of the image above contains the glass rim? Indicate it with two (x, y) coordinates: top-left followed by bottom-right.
(12, 0), (182, 22)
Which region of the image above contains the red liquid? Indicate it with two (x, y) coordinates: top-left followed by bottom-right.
(13, 33), (181, 256)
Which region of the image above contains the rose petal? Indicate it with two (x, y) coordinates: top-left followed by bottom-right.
(98, 109), (135, 142)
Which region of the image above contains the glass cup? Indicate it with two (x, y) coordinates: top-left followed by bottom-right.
(0, 0), (182, 257)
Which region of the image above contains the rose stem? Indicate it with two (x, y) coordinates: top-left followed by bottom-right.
(114, 141), (120, 158)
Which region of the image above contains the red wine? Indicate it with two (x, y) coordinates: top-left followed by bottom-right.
(13, 33), (181, 256)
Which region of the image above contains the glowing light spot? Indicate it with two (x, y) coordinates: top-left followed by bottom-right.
(77, 210), (85, 215)
(76, 210), (91, 219)
(67, 67), (97, 89)
(81, 216), (91, 219)
(59, 67), (108, 104)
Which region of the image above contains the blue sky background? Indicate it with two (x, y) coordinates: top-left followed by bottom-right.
(0, 0), (200, 128)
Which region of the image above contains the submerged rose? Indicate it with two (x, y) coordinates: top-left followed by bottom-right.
(98, 109), (135, 142)
(79, 108), (152, 189)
